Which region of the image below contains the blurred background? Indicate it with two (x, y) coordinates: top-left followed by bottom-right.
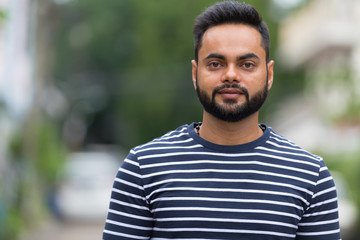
(0, 0), (359, 239)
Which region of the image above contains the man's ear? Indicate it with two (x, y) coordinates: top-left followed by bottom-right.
(191, 60), (198, 90)
(267, 60), (274, 91)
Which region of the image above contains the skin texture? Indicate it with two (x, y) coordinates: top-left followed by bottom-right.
(191, 24), (274, 145)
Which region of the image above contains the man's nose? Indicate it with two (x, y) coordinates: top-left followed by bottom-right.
(222, 64), (239, 83)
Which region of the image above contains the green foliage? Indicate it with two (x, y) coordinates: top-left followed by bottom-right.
(0, 9), (6, 21)
(52, 0), (218, 148)
(325, 151), (360, 234)
(8, 131), (23, 162)
(34, 120), (67, 185)
(0, 205), (24, 240)
(8, 119), (66, 185)
(325, 151), (360, 198)
(3, 118), (66, 240)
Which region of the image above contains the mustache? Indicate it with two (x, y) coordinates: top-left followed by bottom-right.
(212, 84), (249, 101)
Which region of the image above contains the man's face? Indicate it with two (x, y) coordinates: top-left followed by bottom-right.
(192, 24), (274, 122)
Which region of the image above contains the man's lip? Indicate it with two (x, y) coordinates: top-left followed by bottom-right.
(217, 88), (243, 94)
(217, 88), (244, 100)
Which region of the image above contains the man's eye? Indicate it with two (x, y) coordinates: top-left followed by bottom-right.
(208, 62), (221, 68)
(243, 62), (255, 68)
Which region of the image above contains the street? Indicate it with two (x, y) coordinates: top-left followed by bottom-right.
(20, 219), (105, 240)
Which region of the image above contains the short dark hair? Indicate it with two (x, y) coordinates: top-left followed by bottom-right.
(193, 1), (270, 62)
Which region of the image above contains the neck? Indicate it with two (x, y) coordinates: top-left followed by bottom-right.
(198, 111), (263, 145)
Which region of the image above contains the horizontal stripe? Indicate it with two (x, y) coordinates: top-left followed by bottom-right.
(138, 151), (319, 169)
(108, 209), (153, 221)
(151, 238), (223, 240)
(298, 218), (339, 226)
(296, 228), (340, 236)
(151, 206), (301, 220)
(150, 196), (304, 210)
(134, 134), (190, 151)
(103, 229), (149, 239)
(139, 152), (319, 172)
(124, 158), (140, 167)
(152, 132), (189, 141)
(152, 227), (296, 238)
(142, 168), (315, 185)
(312, 186), (336, 199)
(156, 216), (298, 229)
(302, 208), (339, 218)
(308, 197), (337, 209)
(141, 159), (317, 177)
(317, 176), (333, 185)
(144, 178), (313, 195)
(135, 144), (202, 153)
(266, 140), (317, 157)
(255, 146), (320, 162)
(269, 134), (297, 146)
(320, 166), (329, 172)
(115, 178), (144, 191)
(110, 199), (149, 211)
(106, 219), (153, 231)
(119, 168), (142, 178)
(147, 186), (309, 206)
(111, 188), (146, 201)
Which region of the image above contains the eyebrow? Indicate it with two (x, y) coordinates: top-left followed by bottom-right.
(237, 53), (259, 61)
(204, 53), (226, 60)
(203, 52), (260, 61)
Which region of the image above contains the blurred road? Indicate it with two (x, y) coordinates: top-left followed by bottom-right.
(20, 219), (105, 240)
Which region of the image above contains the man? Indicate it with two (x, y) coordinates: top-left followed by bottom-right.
(103, 1), (341, 239)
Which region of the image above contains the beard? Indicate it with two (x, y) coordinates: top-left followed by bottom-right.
(196, 77), (268, 122)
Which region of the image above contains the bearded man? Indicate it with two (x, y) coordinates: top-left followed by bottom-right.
(103, 1), (341, 239)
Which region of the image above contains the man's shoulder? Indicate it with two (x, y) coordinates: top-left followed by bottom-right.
(264, 125), (323, 165)
(131, 123), (194, 154)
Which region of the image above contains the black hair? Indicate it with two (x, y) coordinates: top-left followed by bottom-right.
(193, 1), (270, 62)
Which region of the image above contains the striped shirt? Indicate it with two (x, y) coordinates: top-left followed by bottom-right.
(103, 123), (341, 240)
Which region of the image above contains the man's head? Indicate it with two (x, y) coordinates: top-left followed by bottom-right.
(193, 1), (270, 63)
(191, 2), (274, 123)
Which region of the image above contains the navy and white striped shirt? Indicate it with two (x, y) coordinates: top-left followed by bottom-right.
(103, 123), (341, 239)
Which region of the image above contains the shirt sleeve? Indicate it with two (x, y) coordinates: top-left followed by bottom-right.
(103, 150), (153, 240)
(296, 159), (341, 240)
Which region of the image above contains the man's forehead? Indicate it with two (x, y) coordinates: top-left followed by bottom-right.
(203, 23), (261, 42)
(199, 24), (265, 59)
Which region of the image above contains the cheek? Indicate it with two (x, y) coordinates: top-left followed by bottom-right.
(199, 65), (224, 80)
(249, 76), (268, 93)
(196, 71), (218, 90)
